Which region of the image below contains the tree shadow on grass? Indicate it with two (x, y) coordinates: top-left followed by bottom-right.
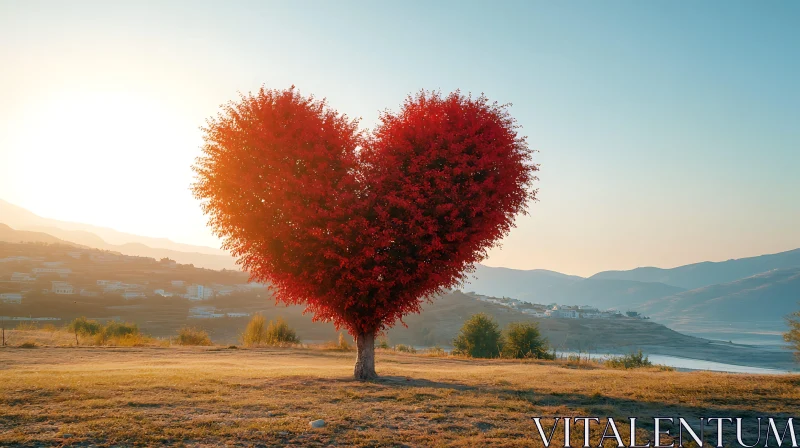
(361, 375), (796, 438)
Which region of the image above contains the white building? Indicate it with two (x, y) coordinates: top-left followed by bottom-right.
(0, 293), (22, 304)
(42, 261), (65, 267)
(216, 287), (234, 297)
(171, 280), (185, 287)
(67, 251), (83, 259)
(186, 284), (213, 301)
(226, 312), (250, 318)
(51, 281), (74, 295)
(549, 309), (579, 319)
(122, 291), (146, 300)
(32, 267), (71, 277)
(153, 289), (173, 297)
(0, 256), (30, 263)
(189, 306), (224, 318)
(10, 272), (35, 282)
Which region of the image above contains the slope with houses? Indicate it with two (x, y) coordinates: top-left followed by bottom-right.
(0, 243), (262, 322)
(464, 292), (645, 319)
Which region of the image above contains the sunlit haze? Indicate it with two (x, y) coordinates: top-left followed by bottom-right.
(1, 1), (798, 276)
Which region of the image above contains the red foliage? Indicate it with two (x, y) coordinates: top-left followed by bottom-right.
(193, 86), (537, 336)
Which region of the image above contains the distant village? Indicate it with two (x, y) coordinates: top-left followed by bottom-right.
(464, 292), (649, 320)
(1, 245), (648, 323)
(0, 248), (262, 321)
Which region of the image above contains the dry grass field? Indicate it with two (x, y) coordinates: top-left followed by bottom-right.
(1, 346), (798, 447)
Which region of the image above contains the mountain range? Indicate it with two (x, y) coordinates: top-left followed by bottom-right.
(636, 267), (800, 325)
(0, 199), (238, 270)
(2, 198), (799, 334)
(589, 248), (800, 290)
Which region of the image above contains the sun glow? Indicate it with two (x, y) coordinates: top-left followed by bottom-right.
(5, 89), (206, 242)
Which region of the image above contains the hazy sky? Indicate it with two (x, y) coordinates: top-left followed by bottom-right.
(1, 1), (798, 276)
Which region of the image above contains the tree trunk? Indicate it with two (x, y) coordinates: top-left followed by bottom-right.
(354, 331), (377, 380)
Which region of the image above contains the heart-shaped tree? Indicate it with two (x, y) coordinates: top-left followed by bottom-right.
(192, 86), (537, 380)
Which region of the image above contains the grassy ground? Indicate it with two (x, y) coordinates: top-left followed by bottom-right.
(1, 346), (798, 447)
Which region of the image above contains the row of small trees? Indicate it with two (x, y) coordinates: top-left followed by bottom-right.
(786, 309), (800, 361)
(237, 312), (554, 359)
(63, 312), (555, 359)
(452, 313), (553, 359)
(67, 317), (213, 346)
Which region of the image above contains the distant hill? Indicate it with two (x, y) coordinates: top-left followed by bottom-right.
(465, 265), (684, 311)
(0, 222), (239, 271)
(590, 248), (800, 289)
(0, 198), (227, 256)
(636, 267), (800, 326)
(0, 223), (82, 247)
(463, 264), (583, 301)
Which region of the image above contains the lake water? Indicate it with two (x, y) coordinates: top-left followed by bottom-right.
(558, 351), (793, 375)
(664, 320), (789, 348)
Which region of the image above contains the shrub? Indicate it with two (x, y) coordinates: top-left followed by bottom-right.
(68, 317), (103, 336)
(108, 333), (152, 347)
(394, 344), (417, 353)
(241, 313), (267, 346)
(452, 313), (504, 358)
(65, 318), (160, 346)
(319, 332), (354, 350)
(176, 326), (213, 346)
(785, 306), (800, 361)
(19, 341), (37, 348)
(93, 321), (139, 345)
(425, 345), (447, 356)
(101, 321), (138, 338)
(502, 322), (553, 359)
(604, 350), (653, 369)
(265, 316), (299, 344)
(376, 335), (390, 349)
(242, 314), (299, 346)
(15, 321), (38, 331)
(337, 332), (351, 350)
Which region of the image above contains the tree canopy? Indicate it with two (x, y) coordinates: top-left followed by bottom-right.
(192, 86), (537, 378)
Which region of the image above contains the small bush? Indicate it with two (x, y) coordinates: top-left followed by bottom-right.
(19, 341), (37, 348)
(176, 327), (213, 346)
(64, 317), (160, 346)
(452, 313), (504, 358)
(394, 344), (417, 354)
(241, 314), (267, 346)
(320, 332), (353, 350)
(241, 314), (299, 346)
(265, 316), (299, 344)
(15, 321), (38, 331)
(786, 307), (800, 361)
(68, 317), (103, 336)
(41, 324), (58, 333)
(337, 332), (351, 350)
(108, 333), (153, 347)
(604, 350), (653, 369)
(94, 321), (139, 345)
(102, 321), (138, 338)
(424, 345), (447, 357)
(502, 322), (553, 359)
(376, 335), (390, 349)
